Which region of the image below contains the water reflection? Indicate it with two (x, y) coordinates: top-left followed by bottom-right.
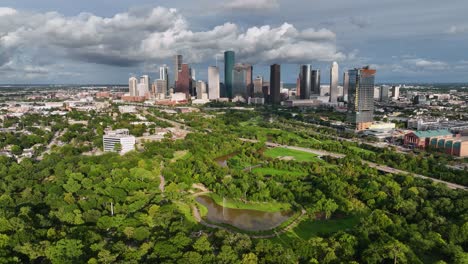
(196, 195), (292, 231)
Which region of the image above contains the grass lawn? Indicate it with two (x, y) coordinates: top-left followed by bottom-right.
(264, 147), (319, 162)
(269, 214), (362, 246)
(252, 167), (307, 177)
(171, 150), (190, 163)
(348, 146), (375, 156)
(207, 193), (291, 213)
(174, 201), (197, 223)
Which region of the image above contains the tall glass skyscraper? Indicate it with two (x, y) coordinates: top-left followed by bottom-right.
(347, 66), (376, 130)
(270, 64), (281, 104)
(224, 51), (235, 99)
(343, 71), (349, 102)
(300, 65), (311, 99)
(232, 63), (253, 99)
(311, 70), (321, 95)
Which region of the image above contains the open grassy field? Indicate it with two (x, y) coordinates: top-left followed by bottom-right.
(171, 150), (190, 163)
(207, 193), (291, 213)
(252, 167), (307, 177)
(263, 147), (319, 162)
(269, 214), (362, 245)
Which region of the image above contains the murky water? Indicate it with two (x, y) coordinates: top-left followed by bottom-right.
(196, 195), (293, 231)
(213, 152), (239, 167)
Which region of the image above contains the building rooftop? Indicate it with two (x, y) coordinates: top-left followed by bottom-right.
(413, 129), (452, 138)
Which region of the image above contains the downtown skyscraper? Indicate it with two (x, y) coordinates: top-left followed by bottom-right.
(299, 65), (311, 99)
(270, 64), (281, 104)
(208, 66), (220, 100)
(329, 61), (339, 103)
(159, 65), (169, 96)
(343, 71), (349, 102)
(311, 70), (321, 95)
(347, 66), (376, 130)
(232, 63), (253, 99)
(128, 77), (138, 96)
(174, 55), (183, 82)
(224, 51), (235, 98)
(175, 63), (190, 96)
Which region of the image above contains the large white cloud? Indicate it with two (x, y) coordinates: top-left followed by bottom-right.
(0, 6), (345, 75)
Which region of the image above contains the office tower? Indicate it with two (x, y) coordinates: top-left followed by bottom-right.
(311, 70), (321, 95)
(156, 79), (168, 97)
(128, 77), (138, 96)
(270, 64), (281, 104)
(347, 66), (376, 130)
(380, 85), (390, 102)
(139, 75), (150, 95)
(262, 82), (270, 100)
(296, 76), (301, 98)
(391, 85), (400, 99)
(175, 63), (190, 96)
(300, 65), (311, 99)
(224, 51), (235, 98)
(159, 65), (168, 80)
(253, 76), (263, 96)
(137, 83), (148, 97)
(329, 61), (339, 103)
(103, 129), (135, 154)
(159, 65), (169, 96)
(208, 66), (220, 100)
(174, 55), (182, 82)
(191, 68), (196, 81)
(232, 63), (253, 99)
(343, 71), (349, 102)
(196, 80), (207, 99)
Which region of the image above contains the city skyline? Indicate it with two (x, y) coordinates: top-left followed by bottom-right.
(1, 1), (468, 84)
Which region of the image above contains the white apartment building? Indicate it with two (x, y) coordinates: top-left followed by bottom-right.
(103, 129), (135, 154)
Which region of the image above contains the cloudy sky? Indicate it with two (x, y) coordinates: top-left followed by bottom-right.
(1, 0), (468, 84)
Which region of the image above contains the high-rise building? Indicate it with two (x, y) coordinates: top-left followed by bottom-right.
(174, 55), (182, 82)
(347, 66), (376, 130)
(139, 75), (150, 94)
(159, 65), (169, 96)
(391, 85), (400, 100)
(175, 63), (190, 96)
(196, 80), (207, 99)
(329, 61), (339, 103)
(128, 77), (138, 96)
(270, 64), (281, 104)
(191, 68), (196, 81)
(208, 66), (220, 100)
(224, 51), (235, 98)
(160, 65), (168, 80)
(300, 65), (311, 99)
(380, 85), (390, 102)
(343, 71), (349, 102)
(232, 63), (253, 99)
(311, 70), (321, 95)
(137, 83), (149, 97)
(253, 76), (263, 96)
(296, 76), (301, 98)
(156, 79), (168, 98)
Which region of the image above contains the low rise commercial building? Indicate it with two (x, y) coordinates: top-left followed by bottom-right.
(103, 129), (135, 154)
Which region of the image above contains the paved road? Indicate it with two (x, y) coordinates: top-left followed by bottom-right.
(362, 161), (467, 190)
(37, 129), (67, 160)
(240, 138), (467, 191)
(159, 175), (165, 193)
